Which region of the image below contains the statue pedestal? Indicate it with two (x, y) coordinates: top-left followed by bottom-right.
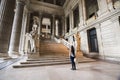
(76, 50), (83, 57)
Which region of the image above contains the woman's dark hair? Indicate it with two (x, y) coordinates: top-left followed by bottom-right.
(73, 36), (75, 42)
(71, 45), (75, 55)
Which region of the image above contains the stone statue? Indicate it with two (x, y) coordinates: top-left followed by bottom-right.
(30, 17), (38, 53)
(25, 17), (38, 53)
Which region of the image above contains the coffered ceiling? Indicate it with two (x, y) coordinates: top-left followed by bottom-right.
(30, 0), (66, 7)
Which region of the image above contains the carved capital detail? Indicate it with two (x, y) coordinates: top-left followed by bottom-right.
(16, 0), (26, 5)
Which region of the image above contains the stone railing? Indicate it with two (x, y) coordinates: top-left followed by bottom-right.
(54, 37), (61, 43)
(61, 39), (70, 48)
(54, 37), (70, 48)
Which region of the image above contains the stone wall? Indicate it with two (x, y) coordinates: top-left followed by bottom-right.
(64, 0), (120, 61)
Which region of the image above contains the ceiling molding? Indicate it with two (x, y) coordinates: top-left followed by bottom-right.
(29, 1), (65, 16)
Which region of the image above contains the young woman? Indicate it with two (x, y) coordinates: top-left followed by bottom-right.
(69, 44), (76, 70)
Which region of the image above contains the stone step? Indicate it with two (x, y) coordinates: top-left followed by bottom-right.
(22, 58), (95, 64)
(13, 61), (70, 68)
(13, 40), (96, 68)
(27, 57), (69, 61)
(27, 58), (69, 61)
(21, 59), (70, 64)
(13, 58), (96, 68)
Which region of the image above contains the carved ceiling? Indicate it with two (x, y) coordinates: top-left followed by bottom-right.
(29, 0), (65, 16)
(30, 0), (66, 7)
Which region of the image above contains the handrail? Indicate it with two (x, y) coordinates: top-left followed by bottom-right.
(61, 39), (70, 48)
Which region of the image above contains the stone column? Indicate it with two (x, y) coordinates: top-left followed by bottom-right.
(62, 16), (65, 37)
(69, 11), (73, 33)
(81, 0), (87, 25)
(52, 15), (55, 38)
(79, 0), (84, 26)
(8, 0), (25, 57)
(26, 11), (31, 33)
(19, 6), (28, 55)
(64, 17), (67, 34)
(39, 13), (42, 38)
(55, 20), (58, 36)
(0, 0), (15, 56)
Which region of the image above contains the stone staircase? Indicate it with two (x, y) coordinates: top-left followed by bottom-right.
(13, 39), (96, 68)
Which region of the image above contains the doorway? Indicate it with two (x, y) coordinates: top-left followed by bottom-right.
(87, 28), (99, 52)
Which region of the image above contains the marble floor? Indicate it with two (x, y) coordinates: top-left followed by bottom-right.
(0, 59), (120, 80)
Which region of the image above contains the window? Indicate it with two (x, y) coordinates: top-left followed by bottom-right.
(87, 28), (99, 52)
(85, 0), (98, 19)
(66, 16), (70, 33)
(73, 6), (80, 28)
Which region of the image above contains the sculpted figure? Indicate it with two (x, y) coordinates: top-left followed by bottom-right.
(25, 17), (38, 53)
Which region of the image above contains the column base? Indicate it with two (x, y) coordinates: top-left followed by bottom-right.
(0, 53), (13, 60)
(8, 50), (21, 58)
(0, 53), (9, 58)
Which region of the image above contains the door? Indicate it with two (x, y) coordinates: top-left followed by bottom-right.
(88, 28), (99, 52)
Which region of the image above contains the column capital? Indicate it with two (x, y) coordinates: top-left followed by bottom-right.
(16, 0), (26, 5)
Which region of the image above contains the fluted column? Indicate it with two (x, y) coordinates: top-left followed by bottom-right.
(0, 0), (15, 55)
(8, 0), (25, 57)
(52, 15), (55, 38)
(19, 6), (28, 55)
